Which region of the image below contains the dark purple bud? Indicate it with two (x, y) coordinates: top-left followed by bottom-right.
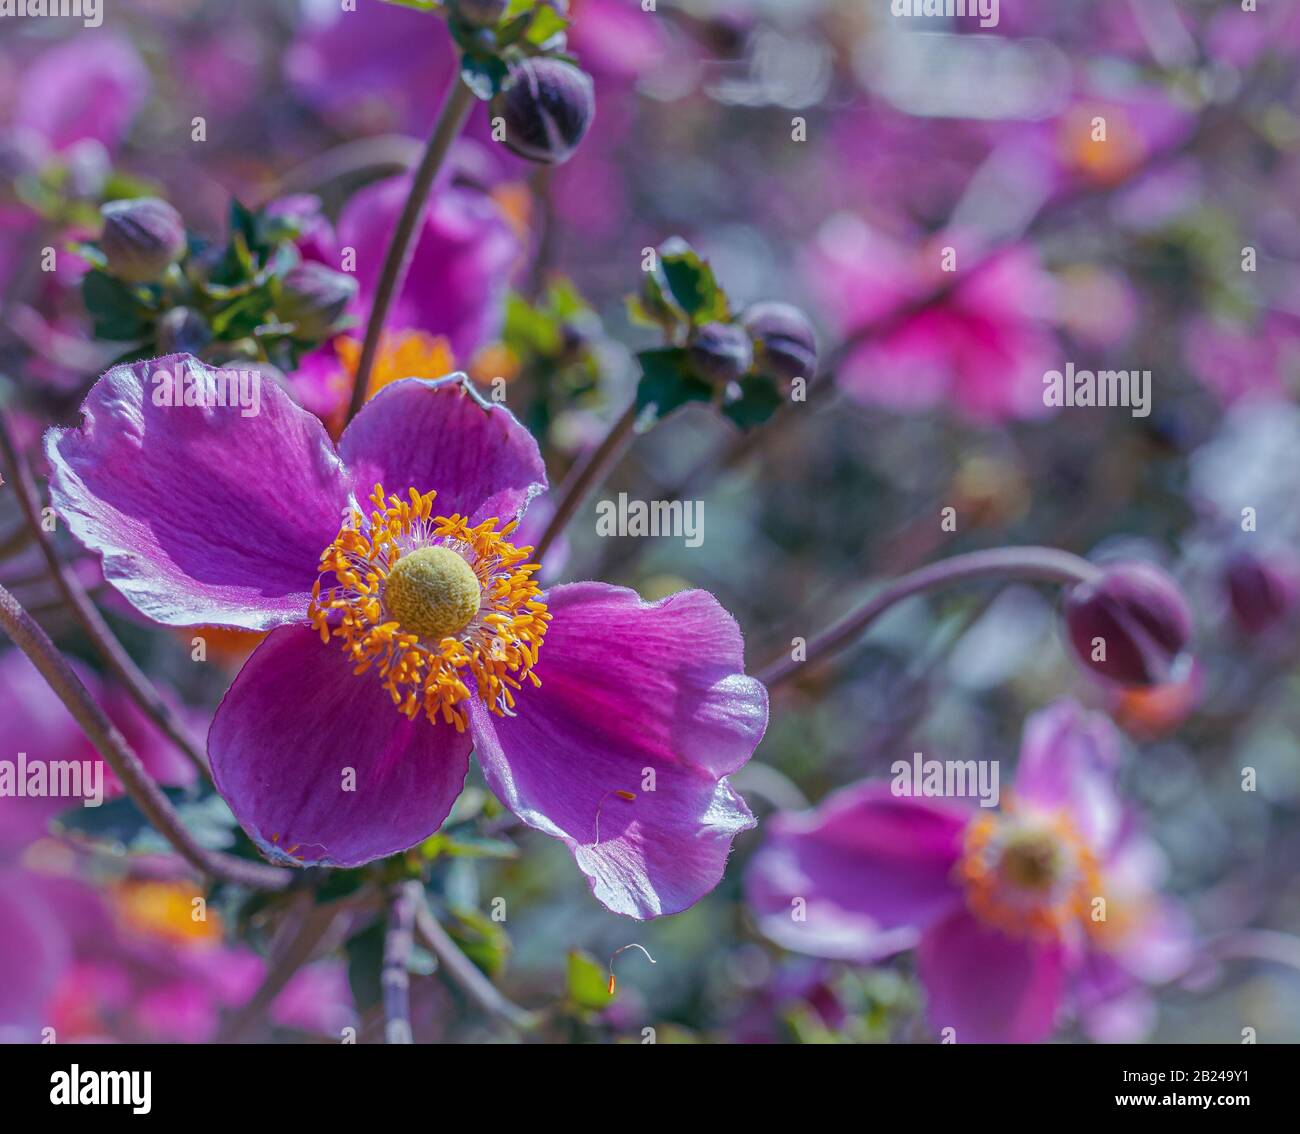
(100, 197), (187, 284)
(741, 301), (818, 383)
(689, 322), (754, 386)
(1225, 549), (1300, 636)
(156, 307), (212, 356)
(1063, 561), (1192, 686)
(451, 0), (509, 28)
(279, 262), (358, 340)
(493, 59), (595, 166)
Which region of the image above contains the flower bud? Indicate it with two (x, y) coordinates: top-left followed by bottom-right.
(278, 262), (358, 340)
(156, 307), (212, 357)
(1063, 561), (1192, 686)
(689, 322), (754, 386)
(1224, 549), (1300, 635)
(492, 59), (595, 166)
(100, 197), (187, 284)
(451, 0), (509, 28)
(741, 301), (818, 383)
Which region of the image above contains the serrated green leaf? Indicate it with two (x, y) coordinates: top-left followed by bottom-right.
(658, 241), (728, 324)
(635, 347), (713, 420)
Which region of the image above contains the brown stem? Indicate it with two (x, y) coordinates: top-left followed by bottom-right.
(412, 894), (537, 1032)
(382, 882), (420, 1044)
(0, 413), (210, 777)
(0, 581), (290, 891)
(756, 547), (1098, 691)
(533, 401), (638, 563)
(345, 75), (477, 424)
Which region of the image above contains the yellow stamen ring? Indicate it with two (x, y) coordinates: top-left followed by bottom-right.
(955, 794), (1103, 940)
(308, 484), (549, 733)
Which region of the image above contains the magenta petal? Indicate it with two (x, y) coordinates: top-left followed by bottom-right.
(16, 34), (149, 156)
(1014, 699), (1123, 850)
(209, 627), (471, 867)
(0, 869), (70, 1037)
(468, 582), (767, 919)
(916, 909), (1066, 1043)
(338, 376), (547, 524)
(747, 782), (967, 962)
(336, 176), (518, 358)
(45, 355), (351, 630)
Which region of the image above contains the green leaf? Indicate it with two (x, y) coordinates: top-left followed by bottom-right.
(228, 198), (259, 256)
(54, 787), (237, 853)
(627, 270), (683, 336)
(445, 904), (511, 978)
(67, 241), (108, 270)
(419, 831), (519, 860)
(461, 54), (510, 100)
(525, 5), (568, 46)
(657, 239), (729, 324)
(635, 347), (713, 421)
(566, 949), (614, 1011)
(210, 286), (275, 340)
(378, 0), (439, 11)
(721, 374), (783, 430)
(504, 291), (562, 357)
(81, 270), (151, 341)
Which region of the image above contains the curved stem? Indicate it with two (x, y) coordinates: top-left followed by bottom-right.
(533, 401), (638, 563)
(412, 892), (538, 1033)
(0, 582), (291, 891)
(756, 546), (1098, 691)
(254, 135), (423, 206)
(382, 882), (419, 1044)
(0, 413), (210, 777)
(345, 75), (477, 425)
(1203, 929), (1300, 974)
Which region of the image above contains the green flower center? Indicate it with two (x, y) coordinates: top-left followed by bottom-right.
(384, 546), (481, 642)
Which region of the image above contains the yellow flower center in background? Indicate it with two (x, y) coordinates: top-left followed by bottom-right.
(335, 331), (455, 400)
(956, 796), (1102, 940)
(323, 331), (456, 436)
(384, 545), (482, 642)
(309, 484), (549, 732)
(113, 881), (222, 945)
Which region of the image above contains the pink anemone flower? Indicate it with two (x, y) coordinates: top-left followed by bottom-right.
(747, 701), (1191, 1042)
(45, 355), (767, 919)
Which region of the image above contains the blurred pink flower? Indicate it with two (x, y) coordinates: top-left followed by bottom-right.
(747, 701), (1192, 1043)
(337, 173), (520, 361)
(12, 33), (149, 159)
(1183, 314), (1300, 406)
(807, 216), (1059, 422)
